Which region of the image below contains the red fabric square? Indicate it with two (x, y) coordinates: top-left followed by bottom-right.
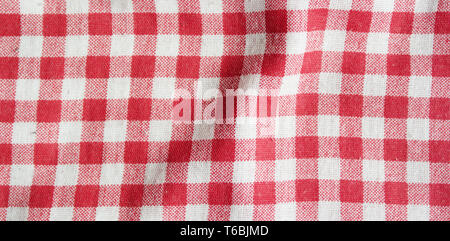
(347, 11), (372, 32)
(29, 186), (54, 208)
(211, 139), (235, 162)
(429, 141), (449, 163)
(221, 56), (244, 77)
(131, 56), (155, 78)
(265, 10), (287, 33)
(340, 180), (364, 203)
(384, 96), (408, 118)
(296, 94), (318, 116)
(434, 13), (450, 34)
(223, 13), (246, 35)
(432, 55), (450, 77)
(296, 179), (319, 202)
(301, 51), (322, 73)
(339, 137), (363, 160)
(296, 136), (319, 158)
(37, 100), (61, 123)
(133, 13), (157, 35)
(0, 144), (12, 165)
(430, 184), (450, 206)
(34, 144), (59, 165)
(0, 57), (18, 79)
(430, 98), (449, 120)
(256, 138), (276, 161)
(179, 14), (202, 35)
(0, 100), (15, 123)
(176, 56), (200, 78)
(342, 52), (366, 74)
(124, 142), (148, 164)
(40, 57), (65, 80)
(82, 99), (107, 121)
(384, 182), (408, 205)
(74, 185), (100, 207)
(384, 139), (407, 162)
(127, 98), (152, 121)
(79, 142), (103, 165)
(88, 13), (112, 35)
(163, 183), (187, 206)
(0, 186), (9, 207)
(167, 141), (192, 163)
(387, 55), (410, 76)
(0, 14), (20, 36)
(254, 182), (276, 205)
(339, 94), (363, 117)
(208, 183), (233, 205)
(307, 9), (328, 31)
(390, 12), (414, 34)
(261, 54), (286, 76)
(120, 185), (144, 207)
(86, 56), (110, 79)
(43, 14), (66, 36)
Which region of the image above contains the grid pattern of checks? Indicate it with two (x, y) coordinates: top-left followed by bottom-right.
(0, 0), (449, 221)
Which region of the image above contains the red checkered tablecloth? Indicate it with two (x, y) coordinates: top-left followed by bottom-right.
(0, 0), (449, 221)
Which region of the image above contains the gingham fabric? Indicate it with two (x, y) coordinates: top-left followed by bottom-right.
(0, 0), (448, 221)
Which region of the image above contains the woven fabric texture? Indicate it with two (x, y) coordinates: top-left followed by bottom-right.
(0, 0), (449, 221)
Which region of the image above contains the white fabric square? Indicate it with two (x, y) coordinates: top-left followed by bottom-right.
(107, 78), (131, 99)
(201, 35), (224, 57)
(65, 36), (89, 57)
(287, 0), (310, 10)
(103, 120), (128, 142)
(187, 161), (211, 183)
(156, 35), (179, 56)
(230, 205), (253, 221)
(100, 164), (125, 185)
(200, 0), (223, 13)
(275, 202), (296, 221)
(372, 0), (395, 12)
(410, 34), (434, 55)
(363, 160), (385, 182)
(50, 207), (73, 221)
(363, 203), (385, 221)
(66, 0), (89, 14)
(318, 158), (340, 180)
(96, 207), (120, 221)
(408, 76), (432, 98)
(245, 34), (266, 56)
(111, 35), (135, 56)
(20, 0), (44, 14)
(329, 0), (352, 10)
(363, 75), (387, 96)
(62, 79), (85, 100)
(319, 72), (342, 94)
(414, 0), (438, 13)
(141, 206), (163, 221)
(196, 78), (221, 99)
(55, 165), (79, 186)
(152, 77), (176, 99)
(193, 124), (215, 141)
(366, 32), (390, 54)
(58, 122), (82, 143)
(318, 115), (340, 137)
(245, 0), (266, 12)
(10, 165), (34, 186)
(236, 117), (257, 139)
(275, 116), (296, 138)
(12, 122), (37, 144)
(15, 79), (40, 101)
(323, 30), (346, 52)
(155, 0), (179, 13)
(279, 75), (300, 96)
(275, 159), (296, 182)
(407, 205), (429, 221)
(239, 75), (261, 92)
(407, 161), (430, 184)
(407, 118), (429, 141)
(362, 117), (385, 139)
(111, 0), (133, 13)
(148, 120), (173, 142)
(144, 163), (167, 184)
(19, 36), (43, 57)
(286, 32), (307, 55)
(6, 208), (28, 221)
(186, 205), (209, 221)
(233, 161), (256, 183)
(318, 201), (341, 221)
